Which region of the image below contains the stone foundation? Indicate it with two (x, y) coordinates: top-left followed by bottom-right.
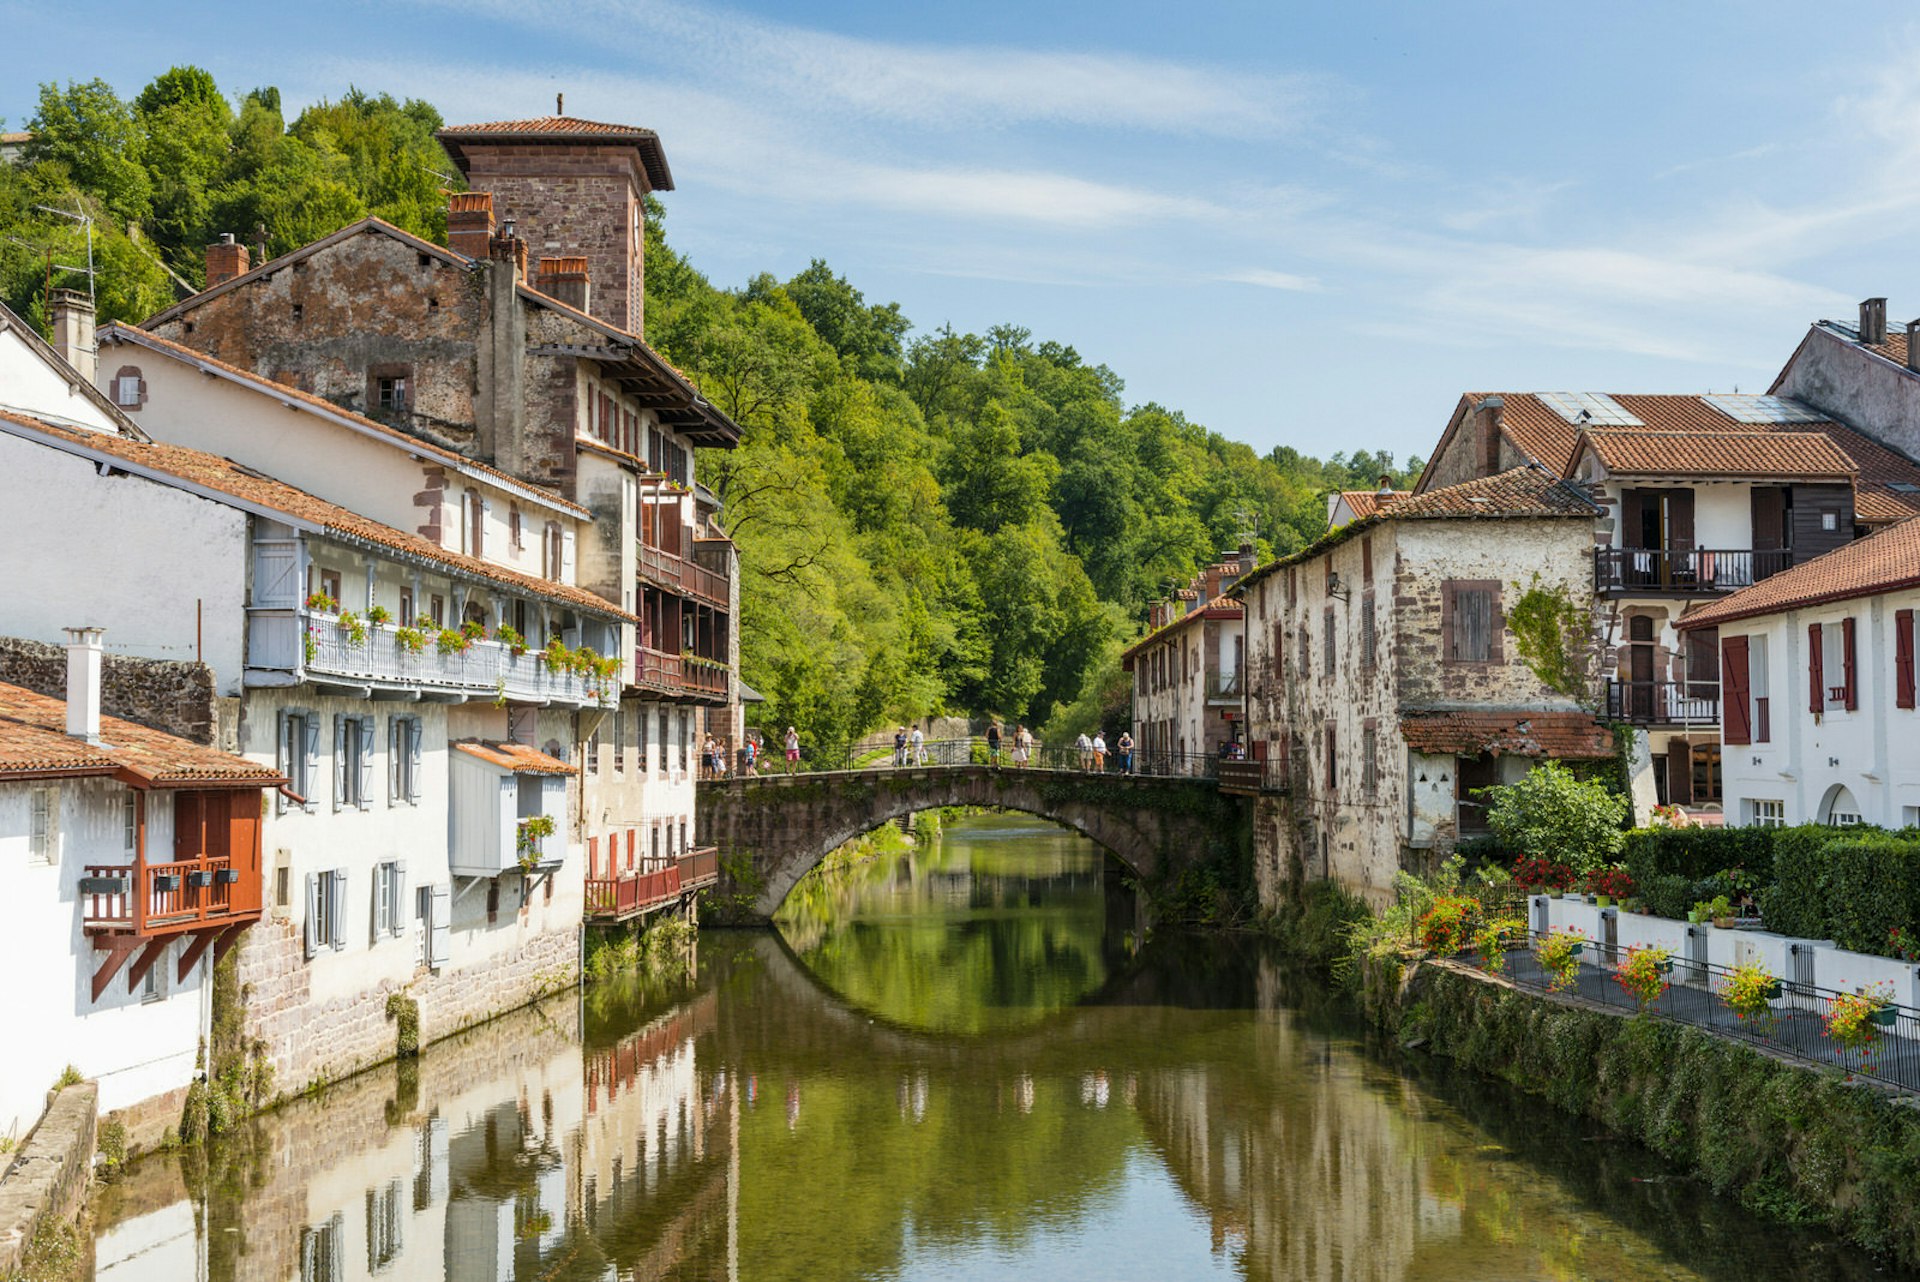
(0, 1083), (96, 1276)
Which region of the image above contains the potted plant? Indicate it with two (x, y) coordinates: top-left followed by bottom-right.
(1615, 944), (1672, 1008)
(337, 610), (368, 646)
(395, 626), (427, 655)
(436, 627), (470, 656)
(1475, 916), (1525, 975)
(1719, 962), (1782, 1029)
(1534, 928), (1586, 992)
(517, 814), (557, 872)
(1586, 865), (1634, 909)
(367, 605), (392, 626)
(1418, 894), (1478, 957)
(1892, 927), (1920, 963)
(305, 590), (337, 613)
(461, 618), (488, 644)
(1824, 984), (1897, 1070)
(496, 624), (527, 657)
(1688, 894), (1731, 926)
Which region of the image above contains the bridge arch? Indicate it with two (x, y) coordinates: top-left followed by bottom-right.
(696, 766), (1248, 922)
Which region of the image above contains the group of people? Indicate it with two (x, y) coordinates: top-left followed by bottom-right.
(1071, 730), (1135, 773)
(890, 724), (929, 766)
(983, 722), (1036, 767)
(739, 722), (1142, 775)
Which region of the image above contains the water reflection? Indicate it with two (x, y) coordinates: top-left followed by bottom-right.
(91, 815), (1889, 1281)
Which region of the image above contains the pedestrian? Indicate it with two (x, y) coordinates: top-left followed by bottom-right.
(744, 735), (759, 776)
(715, 737), (729, 778)
(1075, 730), (1093, 771)
(1092, 731), (1107, 773)
(1012, 724), (1030, 767)
(1117, 730), (1134, 774)
(986, 721), (1003, 767)
(893, 725), (908, 767)
(702, 734), (718, 779)
(784, 726), (801, 774)
(910, 724), (926, 765)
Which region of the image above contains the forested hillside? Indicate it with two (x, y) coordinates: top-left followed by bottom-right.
(0, 71), (1422, 762)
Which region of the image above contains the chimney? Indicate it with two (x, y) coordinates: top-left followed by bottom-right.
(48, 288), (95, 382)
(1376, 473), (1393, 495)
(1861, 297), (1888, 346)
(447, 191), (495, 260)
(63, 627), (104, 744)
(1476, 395), (1505, 475)
(1906, 320), (1920, 373)
(491, 221), (527, 281)
(1237, 541), (1255, 574)
(534, 256), (591, 314)
(205, 233), (250, 288)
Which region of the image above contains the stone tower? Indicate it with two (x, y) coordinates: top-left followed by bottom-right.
(436, 115), (674, 339)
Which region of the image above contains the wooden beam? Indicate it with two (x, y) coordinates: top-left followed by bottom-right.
(90, 936), (141, 1002)
(176, 930), (215, 983)
(126, 937), (169, 995)
(212, 921), (250, 967)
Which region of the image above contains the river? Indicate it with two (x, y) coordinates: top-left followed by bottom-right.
(89, 812), (1890, 1281)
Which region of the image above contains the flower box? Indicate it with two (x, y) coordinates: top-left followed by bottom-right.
(1869, 1005), (1898, 1028)
(78, 876), (127, 896)
(215, 868), (240, 885)
(151, 873), (181, 891)
(186, 870), (214, 888)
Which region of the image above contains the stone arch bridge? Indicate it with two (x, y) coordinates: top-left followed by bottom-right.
(695, 765), (1251, 923)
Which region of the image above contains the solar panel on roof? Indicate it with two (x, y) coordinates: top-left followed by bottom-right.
(1702, 394), (1828, 425)
(1890, 483), (1920, 494)
(1537, 392), (1644, 427)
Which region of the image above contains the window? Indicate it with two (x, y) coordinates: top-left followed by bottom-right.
(1815, 618), (1858, 711)
(1360, 596), (1376, 669)
(300, 1214), (344, 1282)
(374, 373), (410, 414)
(510, 505), (524, 551)
(335, 715), (375, 810)
(373, 861), (406, 940)
(1323, 722), (1337, 790)
(586, 723), (601, 777)
(278, 711), (317, 813)
(142, 953), (165, 1004)
(544, 524), (564, 579)
(429, 594), (445, 627)
(308, 566), (342, 606)
(122, 790), (137, 853)
(1898, 608), (1916, 711)
(1751, 634), (1770, 743)
(388, 717), (421, 805)
(466, 491), (485, 558)
(677, 711), (688, 771)
(291, 302), (304, 325)
(486, 880), (500, 924)
(1297, 625), (1310, 679)
(1691, 741), (1722, 804)
(1748, 799), (1787, 828)
(305, 868), (346, 959)
(367, 1181), (403, 1272)
(1443, 581), (1500, 663)
(398, 587), (414, 626)
(1361, 723), (1378, 799)
(111, 365), (145, 409)
(657, 709), (669, 774)
(1323, 608), (1336, 677)
(1361, 536), (1373, 586)
(637, 707), (649, 771)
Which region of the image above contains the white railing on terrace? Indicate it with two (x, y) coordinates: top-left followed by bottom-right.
(289, 619), (617, 707)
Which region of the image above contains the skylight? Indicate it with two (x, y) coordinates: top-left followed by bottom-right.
(1537, 392), (1644, 427)
(1702, 394), (1828, 425)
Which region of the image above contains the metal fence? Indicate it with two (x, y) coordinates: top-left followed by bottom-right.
(752, 738), (1222, 781)
(1469, 931), (1920, 1094)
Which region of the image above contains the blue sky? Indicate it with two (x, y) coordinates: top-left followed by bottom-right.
(4, 1), (1917, 464)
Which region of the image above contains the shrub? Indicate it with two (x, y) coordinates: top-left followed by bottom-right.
(1638, 873), (1694, 919)
(1418, 894), (1478, 956)
(1825, 836), (1920, 955)
(1511, 856), (1576, 894)
(1484, 761), (1627, 874)
(1622, 826), (1774, 887)
(1763, 825), (1844, 939)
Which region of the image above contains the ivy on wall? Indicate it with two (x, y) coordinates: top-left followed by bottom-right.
(1506, 575), (1591, 698)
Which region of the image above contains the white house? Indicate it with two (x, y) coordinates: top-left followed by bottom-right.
(0, 635), (281, 1147)
(1679, 515), (1920, 829)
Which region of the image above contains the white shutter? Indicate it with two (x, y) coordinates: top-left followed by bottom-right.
(302, 717), (320, 812)
(560, 529), (576, 583)
(304, 872), (319, 959)
(372, 863), (388, 943)
(277, 711), (291, 815)
(407, 719), (424, 804)
(427, 883), (451, 969)
(332, 714), (346, 811)
(390, 861), (407, 938)
(357, 719), (375, 811)
(329, 868), (347, 950)
(388, 719), (401, 804)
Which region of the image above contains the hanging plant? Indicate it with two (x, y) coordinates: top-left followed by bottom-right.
(517, 814), (557, 871)
(1719, 962), (1782, 1028)
(436, 628), (470, 656)
(366, 605), (391, 626)
(1534, 928), (1585, 992)
(542, 637), (569, 668)
(305, 590), (338, 613)
(1824, 984), (1896, 1070)
(1475, 916), (1525, 974)
(394, 626), (427, 655)
(337, 610), (368, 647)
(1614, 944), (1672, 1008)
(496, 624), (527, 656)
(461, 618), (488, 642)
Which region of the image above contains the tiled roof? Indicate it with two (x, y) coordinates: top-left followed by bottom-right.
(1336, 489), (1409, 520)
(453, 740), (576, 774)
(1121, 596), (1243, 663)
(1677, 516), (1920, 630)
(436, 117), (673, 191)
(1578, 429), (1857, 479)
(1399, 710), (1614, 759)
(100, 325), (590, 518)
(0, 412), (635, 623)
(0, 681), (284, 786)
(1380, 465), (1597, 520)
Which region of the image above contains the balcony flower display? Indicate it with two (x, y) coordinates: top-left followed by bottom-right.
(1614, 944), (1672, 1008)
(337, 610), (367, 647)
(436, 627), (470, 656)
(495, 624), (528, 657)
(1823, 984), (1897, 1070)
(1718, 962), (1782, 1029)
(305, 590), (337, 612)
(1534, 928), (1585, 992)
(460, 618), (488, 643)
(516, 813), (557, 872)
(366, 605), (391, 626)
(394, 626), (427, 655)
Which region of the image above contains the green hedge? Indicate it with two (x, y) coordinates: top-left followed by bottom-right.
(1825, 836), (1920, 954)
(1621, 826), (1773, 886)
(1760, 825), (1835, 940)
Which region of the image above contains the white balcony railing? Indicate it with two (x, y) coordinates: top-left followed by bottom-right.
(295, 619), (617, 707)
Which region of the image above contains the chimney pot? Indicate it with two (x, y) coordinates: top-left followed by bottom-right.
(1376, 472), (1393, 494)
(1907, 321), (1920, 374)
(1861, 297), (1889, 346)
(447, 191), (496, 260)
(48, 288), (95, 382)
(63, 627), (104, 744)
(204, 235), (251, 289)
(535, 255), (592, 314)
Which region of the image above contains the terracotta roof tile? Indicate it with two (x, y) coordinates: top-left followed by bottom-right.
(1121, 596), (1242, 663)
(0, 682), (284, 785)
(1381, 465), (1597, 520)
(1335, 489), (1409, 520)
(1678, 516), (1920, 630)
(439, 116), (658, 139)
(1399, 710), (1614, 759)
(0, 412), (634, 623)
(453, 740), (576, 774)
(1578, 429), (1857, 479)
(436, 117), (672, 191)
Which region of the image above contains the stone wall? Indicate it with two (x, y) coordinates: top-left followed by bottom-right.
(0, 1083), (96, 1277)
(0, 634), (217, 744)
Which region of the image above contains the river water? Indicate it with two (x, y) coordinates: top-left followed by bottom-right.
(90, 813), (1891, 1281)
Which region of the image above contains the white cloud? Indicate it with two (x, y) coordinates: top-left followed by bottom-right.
(1218, 268), (1322, 292)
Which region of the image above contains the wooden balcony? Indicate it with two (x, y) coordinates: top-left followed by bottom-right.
(1594, 547), (1794, 596)
(632, 646), (729, 702)
(584, 847), (719, 922)
(638, 540), (730, 608)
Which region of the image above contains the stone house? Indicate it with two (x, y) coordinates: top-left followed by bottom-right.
(1122, 546), (1257, 764)
(1678, 514), (1920, 829)
(1412, 388), (1920, 820)
(1231, 467), (1612, 905)
(0, 638), (281, 1148)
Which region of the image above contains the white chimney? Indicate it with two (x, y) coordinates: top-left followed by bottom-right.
(49, 289), (96, 382)
(64, 626), (104, 743)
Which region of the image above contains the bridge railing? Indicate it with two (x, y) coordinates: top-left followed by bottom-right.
(812, 737), (1219, 780)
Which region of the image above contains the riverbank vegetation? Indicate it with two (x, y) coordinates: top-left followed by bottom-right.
(3, 68), (1418, 764)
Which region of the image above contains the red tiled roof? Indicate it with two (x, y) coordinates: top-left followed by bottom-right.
(1577, 429), (1857, 479)
(1121, 595), (1243, 663)
(440, 115), (656, 138)
(0, 412), (635, 623)
(1335, 489), (1409, 520)
(453, 740), (576, 774)
(1381, 465), (1596, 520)
(436, 117), (672, 190)
(1399, 710), (1614, 759)
(1678, 516), (1920, 630)
(0, 682), (284, 786)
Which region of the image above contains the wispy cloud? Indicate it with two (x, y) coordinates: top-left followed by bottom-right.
(1218, 268), (1322, 292)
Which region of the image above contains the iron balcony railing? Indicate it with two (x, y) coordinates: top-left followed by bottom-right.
(637, 540), (730, 608)
(80, 856), (260, 935)
(302, 621), (617, 708)
(633, 646), (729, 700)
(1205, 671), (1244, 701)
(1604, 678), (1719, 725)
(1594, 547), (1794, 595)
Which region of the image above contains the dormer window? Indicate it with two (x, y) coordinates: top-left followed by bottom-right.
(368, 364), (412, 417)
(111, 366), (146, 409)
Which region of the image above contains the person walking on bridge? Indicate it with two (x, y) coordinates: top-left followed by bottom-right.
(1092, 732), (1108, 773)
(1013, 724), (1031, 767)
(1117, 730), (1134, 774)
(1075, 731), (1093, 771)
(893, 726), (908, 767)
(986, 721), (1003, 767)
(784, 726), (801, 774)
(910, 724), (926, 765)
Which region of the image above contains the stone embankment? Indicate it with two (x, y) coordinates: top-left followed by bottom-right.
(0, 1083), (96, 1278)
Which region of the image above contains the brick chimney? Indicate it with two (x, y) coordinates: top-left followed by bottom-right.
(64, 626), (104, 744)
(205, 233), (250, 288)
(48, 288), (95, 382)
(448, 192), (495, 260)
(1475, 395), (1505, 476)
(1908, 320), (1920, 373)
(1861, 297), (1888, 346)
(1237, 541), (1255, 575)
(490, 222), (527, 281)
(534, 256), (591, 314)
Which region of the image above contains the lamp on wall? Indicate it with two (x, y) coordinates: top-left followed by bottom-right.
(1326, 571), (1352, 604)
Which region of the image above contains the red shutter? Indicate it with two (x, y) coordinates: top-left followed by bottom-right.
(1898, 609), (1915, 710)
(1721, 635), (1752, 746)
(1666, 735), (1693, 805)
(1843, 616), (1858, 711)
(1809, 622), (1824, 713)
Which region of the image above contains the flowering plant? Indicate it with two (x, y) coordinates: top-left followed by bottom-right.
(436, 627), (471, 656)
(1534, 928), (1586, 991)
(1418, 894), (1478, 957)
(1823, 984), (1896, 1067)
(305, 590), (338, 612)
(1649, 803), (1688, 828)
(366, 605), (391, 626)
(1890, 927), (1920, 963)
(394, 626), (427, 655)
(461, 618), (488, 642)
(495, 624), (527, 656)
(337, 610), (368, 647)
(1511, 856), (1576, 894)
(1585, 865), (1635, 900)
(1475, 917), (1525, 974)
(1718, 962), (1781, 1027)
(1614, 944), (1672, 1007)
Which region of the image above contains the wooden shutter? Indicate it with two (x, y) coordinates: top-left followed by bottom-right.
(1721, 635), (1752, 746)
(390, 861), (406, 938)
(1666, 736), (1693, 806)
(1898, 609), (1915, 710)
(175, 791), (204, 860)
(332, 714), (346, 811)
(1667, 490), (1696, 551)
(303, 717), (320, 812)
(277, 713), (292, 815)
(1809, 622), (1824, 713)
(1751, 488), (1786, 550)
(1842, 617), (1858, 710)
(329, 869), (348, 950)
(304, 873), (320, 960)
(388, 718), (401, 803)
(356, 719), (375, 811)
(1621, 490), (1647, 547)
(406, 720), (423, 803)
(428, 883), (451, 969)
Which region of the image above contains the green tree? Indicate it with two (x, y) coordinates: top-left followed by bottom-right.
(1484, 761), (1628, 873)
